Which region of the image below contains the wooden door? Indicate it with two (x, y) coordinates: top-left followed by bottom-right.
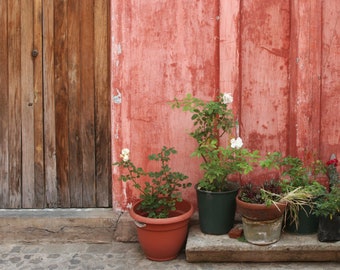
(0, 0), (111, 208)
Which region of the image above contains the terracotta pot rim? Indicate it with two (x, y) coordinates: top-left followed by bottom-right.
(236, 195), (287, 221)
(129, 199), (194, 225)
(236, 195), (287, 208)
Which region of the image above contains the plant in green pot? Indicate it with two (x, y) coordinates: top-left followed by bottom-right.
(314, 154), (340, 242)
(172, 93), (259, 235)
(261, 152), (327, 234)
(114, 146), (193, 261)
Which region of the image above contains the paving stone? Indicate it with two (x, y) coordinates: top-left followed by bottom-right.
(1, 208), (339, 268)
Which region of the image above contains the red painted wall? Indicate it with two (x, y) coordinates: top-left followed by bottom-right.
(111, 0), (340, 211)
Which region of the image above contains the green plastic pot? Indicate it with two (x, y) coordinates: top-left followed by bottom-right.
(285, 205), (319, 234)
(196, 182), (239, 235)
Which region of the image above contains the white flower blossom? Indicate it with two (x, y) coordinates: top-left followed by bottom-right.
(222, 93), (233, 105)
(126, 202), (133, 209)
(230, 137), (243, 149)
(120, 148), (130, 161)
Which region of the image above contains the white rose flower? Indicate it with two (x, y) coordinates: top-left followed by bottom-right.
(120, 148), (130, 161)
(126, 202), (133, 209)
(222, 93), (233, 105)
(121, 148), (130, 155)
(230, 137), (243, 149)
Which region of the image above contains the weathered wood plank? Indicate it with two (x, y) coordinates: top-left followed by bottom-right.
(320, 1), (340, 160)
(80, 0), (96, 207)
(94, 0), (111, 207)
(289, 0), (322, 161)
(111, 1), (220, 209)
(67, 0), (83, 207)
(43, 0), (58, 208)
(240, 0), (290, 180)
(54, 0), (70, 207)
(8, 0), (22, 208)
(33, 0), (45, 208)
(21, 0), (35, 208)
(0, 0), (9, 208)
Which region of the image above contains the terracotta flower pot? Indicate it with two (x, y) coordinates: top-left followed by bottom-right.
(129, 199), (194, 261)
(236, 195), (287, 245)
(236, 196), (287, 221)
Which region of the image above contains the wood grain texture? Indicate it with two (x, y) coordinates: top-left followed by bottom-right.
(0, 0), (9, 208)
(80, 0), (96, 207)
(43, 0), (58, 208)
(1, 0), (111, 209)
(54, 0), (70, 207)
(8, 0), (22, 208)
(21, 0), (35, 208)
(320, 1), (340, 160)
(94, 0), (111, 207)
(33, 0), (45, 208)
(67, 0), (83, 207)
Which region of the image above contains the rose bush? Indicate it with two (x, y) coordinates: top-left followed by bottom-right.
(172, 93), (259, 192)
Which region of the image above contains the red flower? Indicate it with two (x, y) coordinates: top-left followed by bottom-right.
(327, 159), (338, 167)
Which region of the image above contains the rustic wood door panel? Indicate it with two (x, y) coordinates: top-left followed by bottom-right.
(0, 0), (111, 208)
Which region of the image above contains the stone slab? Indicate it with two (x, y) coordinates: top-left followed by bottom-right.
(186, 224), (340, 262)
(0, 208), (119, 244)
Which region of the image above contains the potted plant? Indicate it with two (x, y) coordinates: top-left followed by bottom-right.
(114, 146), (193, 261)
(236, 180), (287, 245)
(261, 152), (327, 234)
(172, 93), (259, 234)
(314, 154), (340, 242)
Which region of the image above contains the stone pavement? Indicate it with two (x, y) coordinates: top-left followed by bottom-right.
(0, 241), (339, 270)
(0, 209), (339, 269)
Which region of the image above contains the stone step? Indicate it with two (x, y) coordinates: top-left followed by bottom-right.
(0, 208), (119, 244)
(185, 224), (340, 262)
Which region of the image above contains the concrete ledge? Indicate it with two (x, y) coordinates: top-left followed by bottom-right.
(186, 224), (340, 262)
(113, 211), (138, 242)
(0, 208), (118, 244)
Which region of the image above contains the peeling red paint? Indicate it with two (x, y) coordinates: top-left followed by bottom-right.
(111, 0), (340, 210)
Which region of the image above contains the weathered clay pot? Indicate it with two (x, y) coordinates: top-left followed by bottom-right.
(236, 196), (287, 221)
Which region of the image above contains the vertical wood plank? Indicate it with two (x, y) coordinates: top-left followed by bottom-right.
(43, 0), (58, 208)
(54, 0), (70, 207)
(289, 0), (322, 161)
(240, 0), (290, 158)
(320, 1), (340, 161)
(33, 0), (44, 208)
(94, 0), (111, 207)
(80, 0), (96, 207)
(111, 1), (219, 209)
(67, 0), (83, 207)
(220, 0), (241, 99)
(21, 0), (35, 208)
(0, 0), (9, 208)
(8, 0), (22, 208)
